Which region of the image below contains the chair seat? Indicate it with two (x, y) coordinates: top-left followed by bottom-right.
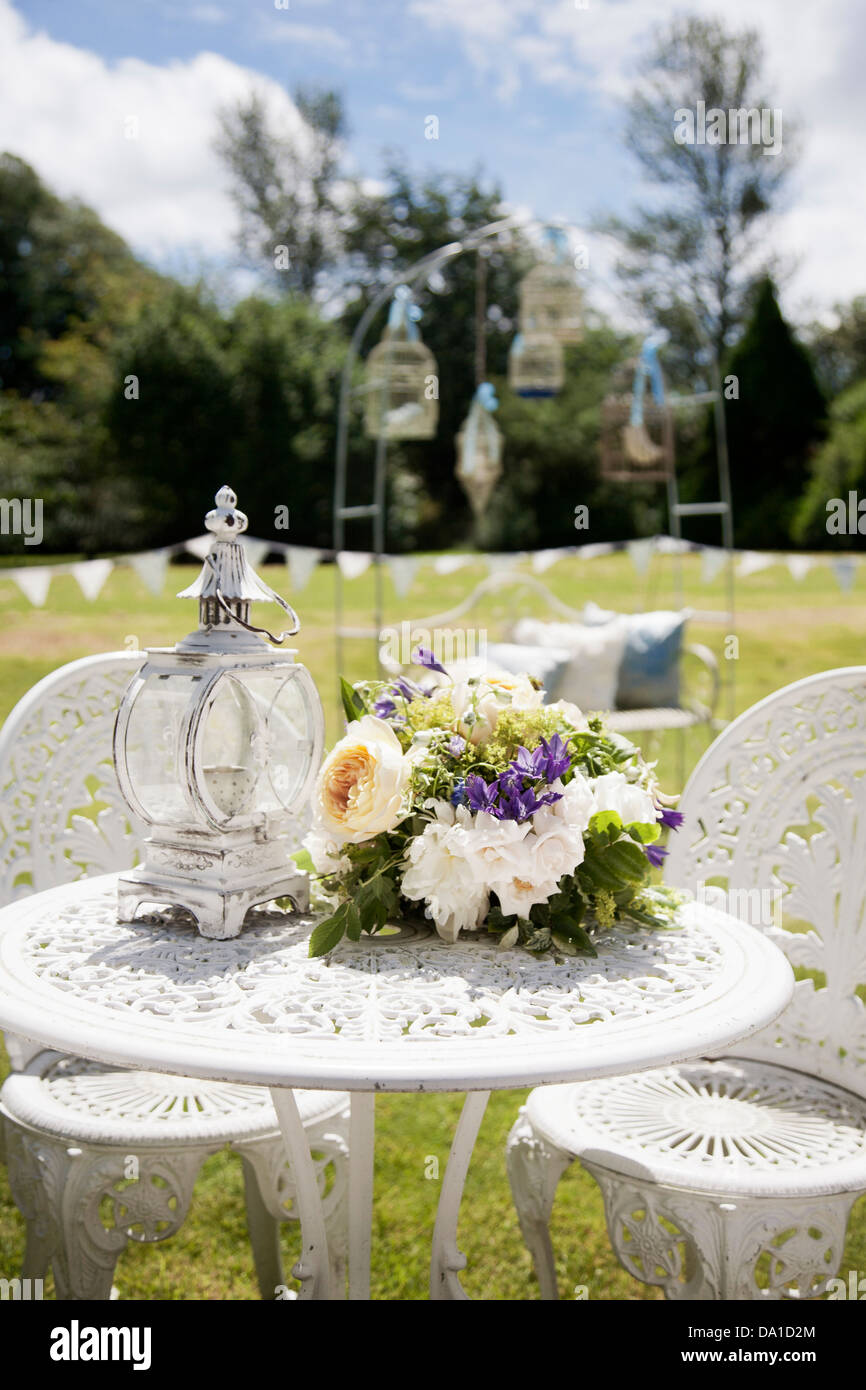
(1, 1051), (348, 1148)
(526, 1058), (866, 1200)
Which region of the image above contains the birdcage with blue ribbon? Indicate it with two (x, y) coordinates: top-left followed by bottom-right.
(364, 286), (439, 441)
(518, 229), (583, 344)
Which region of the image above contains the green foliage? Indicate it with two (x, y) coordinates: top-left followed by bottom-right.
(806, 296), (866, 398)
(720, 279), (825, 548)
(793, 379), (866, 547)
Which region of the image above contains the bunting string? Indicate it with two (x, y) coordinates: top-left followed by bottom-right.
(0, 531), (862, 608)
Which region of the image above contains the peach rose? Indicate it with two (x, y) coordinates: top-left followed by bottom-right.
(314, 715), (411, 843)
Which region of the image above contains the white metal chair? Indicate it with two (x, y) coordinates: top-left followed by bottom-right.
(507, 667), (866, 1300)
(0, 652), (350, 1299)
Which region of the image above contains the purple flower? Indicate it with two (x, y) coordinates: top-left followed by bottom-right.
(497, 783), (562, 823)
(657, 806), (684, 831)
(510, 734), (572, 784)
(373, 696), (397, 718)
(413, 645), (448, 676)
(448, 734), (466, 758)
(466, 774), (499, 814)
(466, 770), (561, 823)
(394, 676), (423, 702)
(450, 778), (467, 807)
(644, 843), (668, 868)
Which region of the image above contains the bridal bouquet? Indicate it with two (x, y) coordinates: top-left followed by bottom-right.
(303, 650), (683, 958)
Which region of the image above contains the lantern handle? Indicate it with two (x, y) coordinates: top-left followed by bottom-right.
(204, 553), (301, 644)
(212, 586), (300, 644)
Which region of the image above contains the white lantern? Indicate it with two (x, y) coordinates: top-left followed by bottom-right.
(114, 486), (324, 939)
(455, 382), (503, 517)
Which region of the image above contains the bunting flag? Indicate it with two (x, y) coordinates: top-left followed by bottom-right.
(432, 554), (473, 576)
(10, 566), (52, 607)
(240, 536), (270, 570)
(71, 559), (114, 602)
(737, 551), (776, 578)
(286, 546), (322, 593)
(531, 547), (571, 574)
(184, 534), (213, 561)
(129, 548), (170, 596)
(626, 537), (655, 576)
(337, 550), (373, 581)
(577, 542), (616, 560)
(387, 554), (419, 597)
(701, 547), (728, 584)
(486, 553), (522, 576)
(786, 555), (813, 582)
(832, 556), (858, 593)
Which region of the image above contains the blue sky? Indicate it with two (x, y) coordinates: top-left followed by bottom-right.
(4, 0), (866, 323)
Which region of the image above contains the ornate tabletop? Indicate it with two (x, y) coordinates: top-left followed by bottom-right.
(0, 874), (792, 1094)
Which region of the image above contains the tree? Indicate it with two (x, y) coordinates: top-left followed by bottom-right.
(720, 278), (824, 548)
(605, 16), (793, 376)
(0, 152), (159, 399)
(804, 296), (866, 399)
(215, 87), (347, 297)
(793, 379), (866, 548)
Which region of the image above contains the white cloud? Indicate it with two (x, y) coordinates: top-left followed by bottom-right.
(409, 0), (866, 315)
(0, 0), (308, 263)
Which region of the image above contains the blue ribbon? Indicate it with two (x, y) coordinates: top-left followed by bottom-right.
(630, 334), (666, 427)
(387, 285), (422, 341)
(476, 382), (498, 412)
(544, 226), (569, 265)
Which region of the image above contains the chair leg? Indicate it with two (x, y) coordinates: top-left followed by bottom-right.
(506, 1106), (574, 1300)
(241, 1156), (285, 1299)
(585, 1161), (858, 1301)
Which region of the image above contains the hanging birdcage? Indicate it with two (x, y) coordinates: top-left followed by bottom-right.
(519, 263), (584, 344)
(364, 288), (438, 441)
(508, 333), (564, 398)
(600, 345), (674, 482)
(455, 383), (503, 518)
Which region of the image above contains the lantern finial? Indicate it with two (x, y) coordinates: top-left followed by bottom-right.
(205, 485), (249, 540)
(176, 486), (299, 651)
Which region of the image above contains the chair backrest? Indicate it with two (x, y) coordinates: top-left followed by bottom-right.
(664, 666), (866, 1098)
(0, 652), (145, 905)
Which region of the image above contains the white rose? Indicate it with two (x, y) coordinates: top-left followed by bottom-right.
(451, 672), (543, 745)
(302, 824), (352, 876)
(314, 714), (412, 844)
(546, 699), (588, 730)
(590, 771), (657, 827)
(401, 803), (490, 942)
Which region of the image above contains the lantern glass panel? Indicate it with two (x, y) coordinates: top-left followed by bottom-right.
(125, 671), (203, 824)
(227, 667), (320, 816)
(199, 675), (263, 819)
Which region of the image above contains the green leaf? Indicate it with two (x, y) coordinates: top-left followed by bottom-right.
(291, 848), (315, 873)
(626, 820), (661, 844)
(340, 677), (366, 725)
(589, 809), (623, 838)
(308, 904), (349, 957)
(345, 901), (362, 942)
(605, 838), (652, 883)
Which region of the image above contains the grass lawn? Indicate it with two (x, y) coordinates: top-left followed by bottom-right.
(1, 550), (865, 1300)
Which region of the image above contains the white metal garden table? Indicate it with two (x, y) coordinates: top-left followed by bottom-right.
(0, 873), (793, 1300)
